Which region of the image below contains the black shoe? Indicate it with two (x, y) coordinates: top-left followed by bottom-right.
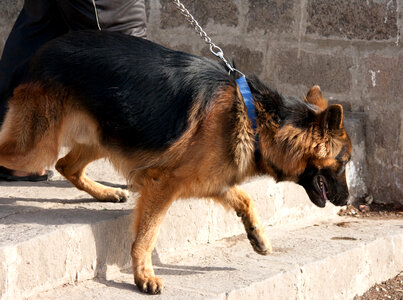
(0, 167), (53, 182)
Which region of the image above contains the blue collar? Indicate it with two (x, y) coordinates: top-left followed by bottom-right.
(236, 75), (259, 146)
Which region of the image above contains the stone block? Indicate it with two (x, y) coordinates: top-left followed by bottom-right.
(306, 0), (398, 40)
(360, 53), (403, 204)
(271, 48), (353, 93)
(328, 100), (352, 112)
(344, 112), (367, 202)
(363, 103), (402, 204)
(201, 44), (264, 76)
(0, 0), (23, 55)
(247, 0), (296, 33)
(160, 0), (238, 29)
(363, 54), (403, 99)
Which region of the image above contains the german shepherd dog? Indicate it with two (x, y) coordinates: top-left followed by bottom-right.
(0, 30), (351, 294)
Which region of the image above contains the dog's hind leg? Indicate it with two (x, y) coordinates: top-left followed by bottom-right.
(131, 181), (175, 294)
(55, 144), (129, 202)
(215, 185), (272, 255)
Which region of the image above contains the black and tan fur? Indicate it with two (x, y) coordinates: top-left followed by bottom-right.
(0, 30), (351, 294)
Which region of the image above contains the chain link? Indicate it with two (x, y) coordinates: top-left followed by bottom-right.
(172, 0), (240, 74)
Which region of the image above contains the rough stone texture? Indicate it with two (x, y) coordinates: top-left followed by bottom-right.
(306, 0), (398, 40)
(363, 54), (403, 99)
(201, 44), (264, 76)
(344, 112), (368, 202)
(247, 0), (296, 33)
(0, 0), (23, 56)
(362, 101), (402, 204)
(32, 219), (403, 300)
(271, 48), (353, 93)
(160, 0), (238, 29)
(360, 54), (402, 204)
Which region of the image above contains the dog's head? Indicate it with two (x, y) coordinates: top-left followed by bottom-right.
(296, 86), (351, 207)
(250, 80), (352, 208)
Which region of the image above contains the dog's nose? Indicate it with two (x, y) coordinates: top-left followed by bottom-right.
(333, 193), (349, 206)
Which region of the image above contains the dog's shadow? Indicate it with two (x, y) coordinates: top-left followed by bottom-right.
(99, 250), (236, 294)
(151, 250), (236, 276)
(0, 178), (131, 225)
(0, 178), (128, 211)
(153, 263), (236, 276)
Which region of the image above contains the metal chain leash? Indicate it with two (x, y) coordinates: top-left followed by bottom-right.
(92, 0), (241, 74)
(172, 0), (242, 75)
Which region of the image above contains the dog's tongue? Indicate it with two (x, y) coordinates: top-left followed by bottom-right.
(322, 184), (329, 201)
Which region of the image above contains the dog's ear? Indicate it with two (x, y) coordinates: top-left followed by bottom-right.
(305, 85), (328, 111)
(320, 104), (344, 131)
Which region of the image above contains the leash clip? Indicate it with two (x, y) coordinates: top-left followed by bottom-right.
(209, 44), (235, 73)
(209, 44), (246, 77)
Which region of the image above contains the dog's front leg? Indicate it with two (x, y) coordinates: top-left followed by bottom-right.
(215, 185), (272, 255)
(131, 186), (174, 294)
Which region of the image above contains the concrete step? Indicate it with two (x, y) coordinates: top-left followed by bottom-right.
(33, 217), (403, 300)
(0, 159), (341, 299)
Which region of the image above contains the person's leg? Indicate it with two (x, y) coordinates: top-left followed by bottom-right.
(0, 0), (68, 125)
(0, 0), (68, 180)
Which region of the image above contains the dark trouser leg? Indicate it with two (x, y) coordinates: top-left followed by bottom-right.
(0, 0), (147, 127)
(0, 0), (68, 126)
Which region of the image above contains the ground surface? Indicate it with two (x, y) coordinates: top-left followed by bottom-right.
(338, 203), (403, 219)
(355, 272), (403, 300)
(340, 204), (403, 300)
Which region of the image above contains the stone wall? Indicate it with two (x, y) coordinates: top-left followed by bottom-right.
(146, 0), (402, 205)
(0, 0), (402, 205)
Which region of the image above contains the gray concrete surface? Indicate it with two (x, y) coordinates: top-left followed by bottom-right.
(0, 159), (343, 300)
(32, 218), (403, 300)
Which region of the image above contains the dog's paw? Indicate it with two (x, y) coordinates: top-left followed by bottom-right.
(247, 226), (272, 256)
(135, 274), (164, 294)
(97, 188), (129, 203)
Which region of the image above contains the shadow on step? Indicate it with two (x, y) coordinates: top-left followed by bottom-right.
(0, 198), (132, 225)
(0, 179), (126, 189)
(154, 264), (236, 276)
(152, 249), (236, 275)
(93, 278), (142, 294)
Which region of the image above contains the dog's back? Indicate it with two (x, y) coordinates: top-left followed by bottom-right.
(0, 29), (243, 200)
(23, 30), (233, 150)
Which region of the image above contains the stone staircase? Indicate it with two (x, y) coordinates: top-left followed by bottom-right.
(1, 114), (402, 299)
